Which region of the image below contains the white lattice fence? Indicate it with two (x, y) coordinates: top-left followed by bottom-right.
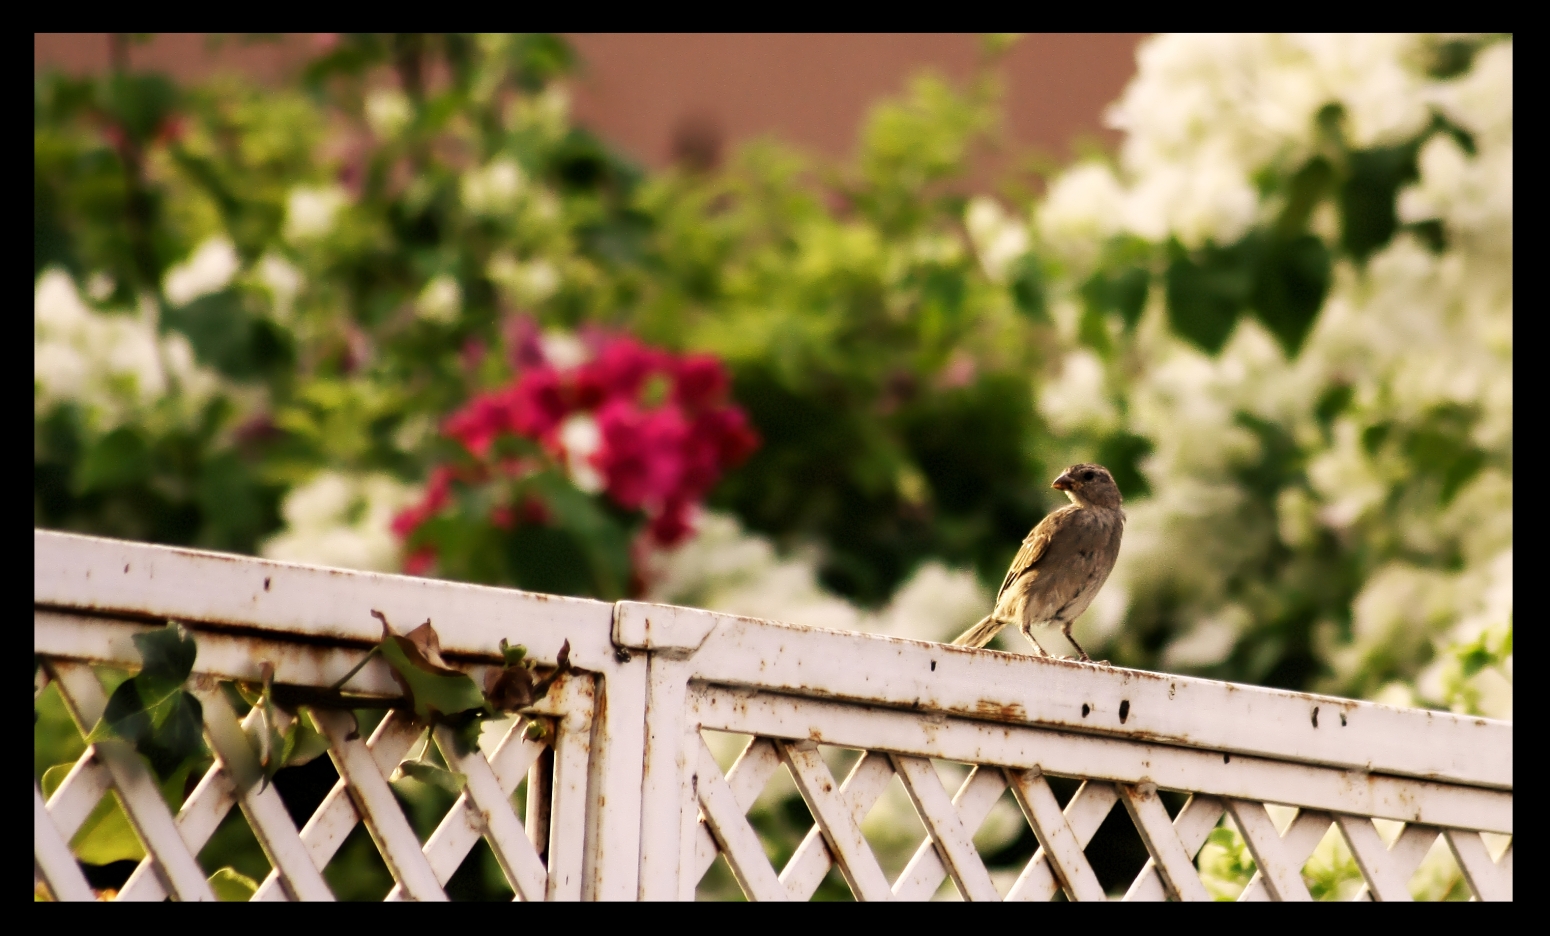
(34, 531), (644, 901)
(36, 531), (1512, 900)
(619, 603), (1512, 901)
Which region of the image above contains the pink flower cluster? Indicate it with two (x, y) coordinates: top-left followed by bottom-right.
(394, 333), (759, 562)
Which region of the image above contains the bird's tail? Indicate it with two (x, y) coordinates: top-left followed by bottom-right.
(951, 614), (1004, 648)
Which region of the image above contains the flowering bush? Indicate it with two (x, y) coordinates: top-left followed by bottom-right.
(36, 33), (1508, 899)
(393, 329), (757, 594)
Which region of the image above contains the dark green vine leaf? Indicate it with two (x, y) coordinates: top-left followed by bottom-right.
(84, 622), (205, 780)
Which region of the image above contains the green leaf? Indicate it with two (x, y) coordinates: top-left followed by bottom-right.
(1009, 255), (1048, 322)
(1252, 234), (1330, 357)
(392, 759), (468, 794)
(1080, 265), (1149, 331)
(208, 867), (260, 902)
(69, 781), (147, 866)
(498, 638), (529, 668)
(132, 622), (198, 694)
(1165, 238), (1255, 355)
(74, 427), (151, 493)
(374, 614), (487, 724)
(279, 710), (331, 770)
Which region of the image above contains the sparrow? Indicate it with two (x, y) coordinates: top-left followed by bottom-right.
(951, 463), (1124, 661)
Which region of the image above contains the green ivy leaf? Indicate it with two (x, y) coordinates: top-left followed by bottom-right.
(44, 761), (147, 866)
(392, 759), (468, 794)
(208, 867), (260, 901)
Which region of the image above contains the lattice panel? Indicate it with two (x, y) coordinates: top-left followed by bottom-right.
(688, 733), (1512, 901)
(34, 658), (594, 901)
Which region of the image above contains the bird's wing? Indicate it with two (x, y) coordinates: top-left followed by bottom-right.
(995, 506), (1077, 601)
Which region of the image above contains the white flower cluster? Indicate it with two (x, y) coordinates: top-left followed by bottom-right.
(645, 512), (989, 645)
(1036, 35), (1511, 716)
(34, 270), (221, 430)
(261, 470), (420, 573)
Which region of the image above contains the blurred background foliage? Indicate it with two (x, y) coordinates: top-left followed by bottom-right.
(37, 33), (1509, 900)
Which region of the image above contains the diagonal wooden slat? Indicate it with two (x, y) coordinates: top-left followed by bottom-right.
(430, 724), (549, 901)
(693, 736), (781, 882)
(780, 740), (893, 900)
(44, 750), (111, 841)
(1005, 779), (1117, 901)
(1226, 800), (1313, 901)
(196, 690), (334, 901)
(313, 709), (447, 901)
(1238, 809), (1332, 901)
(891, 756), (999, 901)
(1007, 769), (1107, 901)
(254, 712), (423, 901)
(696, 735), (788, 900)
(781, 750), (895, 900)
(1443, 830), (1511, 902)
(1119, 783), (1211, 901)
(893, 765), (1007, 900)
(48, 661), (216, 901)
(1124, 794), (1224, 901)
(119, 704), (275, 901)
(36, 783), (96, 902)
(384, 718), (548, 901)
(1336, 816), (1436, 902)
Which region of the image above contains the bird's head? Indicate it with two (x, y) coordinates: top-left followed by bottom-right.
(1052, 463), (1122, 509)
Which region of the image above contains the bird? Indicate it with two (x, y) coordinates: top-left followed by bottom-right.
(951, 463), (1125, 662)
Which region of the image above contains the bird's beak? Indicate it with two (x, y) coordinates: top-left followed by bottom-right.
(1052, 473), (1074, 491)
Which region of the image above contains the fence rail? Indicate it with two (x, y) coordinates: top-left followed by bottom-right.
(34, 530), (1512, 900)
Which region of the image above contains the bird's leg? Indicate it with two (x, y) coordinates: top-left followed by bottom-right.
(1017, 621), (1051, 657)
(1061, 622), (1093, 663)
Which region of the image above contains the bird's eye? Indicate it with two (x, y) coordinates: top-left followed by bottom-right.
(1081, 470), (1095, 481)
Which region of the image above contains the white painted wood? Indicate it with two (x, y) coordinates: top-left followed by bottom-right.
(1124, 794), (1223, 901)
(1336, 816), (1436, 902)
(1119, 783), (1211, 901)
(1238, 809), (1332, 901)
(695, 736), (787, 900)
(781, 740), (894, 900)
(313, 709), (446, 901)
(1008, 769), (1107, 901)
(44, 750), (110, 841)
(690, 687), (1511, 833)
(617, 599), (1510, 790)
(891, 755), (1000, 901)
(257, 712), (423, 901)
(384, 717), (547, 901)
(35, 531), (615, 673)
(546, 699), (594, 900)
(636, 655), (693, 900)
(48, 661), (216, 901)
(782, 751), (895, 900)
(693, 736), (781, 881)
(34, 530), (1515, 902)
(430, 723), (549, 901)
(35, 783), (96, 902)
(1227, 799), (1313, 901)
(1005, 779), (1118, 902)
(893, 765), (1007, 900)
(197, 690), (334, 901)
(119, 704), (269, 902)
(1444, 829), (1511, 901)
